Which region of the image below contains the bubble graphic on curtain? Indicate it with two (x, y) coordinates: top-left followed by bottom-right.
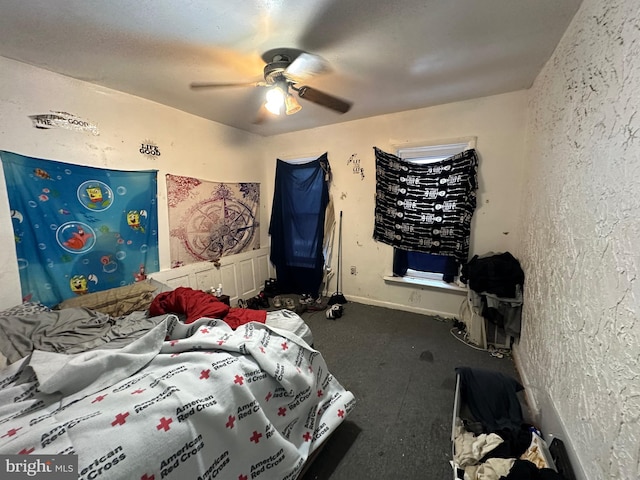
(56, 222), (96, 254)
(77, 180), (113, 211)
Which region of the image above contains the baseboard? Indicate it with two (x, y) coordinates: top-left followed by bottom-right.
(343, 294), (457, 319)
(511, 346), (541, 424)
(512, 346), (587, 480)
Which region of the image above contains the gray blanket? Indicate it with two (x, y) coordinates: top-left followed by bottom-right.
(0, 307), (165, 363)
(0, 317), (356, 480)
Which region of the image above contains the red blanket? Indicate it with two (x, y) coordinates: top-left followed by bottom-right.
(149, 287), (266, 329)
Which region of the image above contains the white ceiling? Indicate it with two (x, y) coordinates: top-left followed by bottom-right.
(0, 0), (582, 137)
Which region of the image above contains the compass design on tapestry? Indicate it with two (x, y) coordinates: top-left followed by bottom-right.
(183, 193), (258, 259)
(167, 175), (260, 267)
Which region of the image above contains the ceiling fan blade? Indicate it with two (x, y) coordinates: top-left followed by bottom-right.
(296, 86), (352, 114)
(190, 81), (265, 90)
(283, 52), (331, 84)
(298, 0), (390, 52)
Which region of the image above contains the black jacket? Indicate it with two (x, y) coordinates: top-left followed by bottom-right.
(462, 252), (524, 298)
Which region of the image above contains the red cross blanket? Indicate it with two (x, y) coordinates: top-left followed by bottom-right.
(0, 315), (355, 479)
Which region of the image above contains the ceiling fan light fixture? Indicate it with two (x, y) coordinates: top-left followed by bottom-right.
(190, 48), (353, 120)
(265, 86), (285, 115)
(265, 100), (281, 115)
(285, 93), (302, 115)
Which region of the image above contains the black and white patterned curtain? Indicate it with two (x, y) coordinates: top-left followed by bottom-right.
(373, 147), (478, 264)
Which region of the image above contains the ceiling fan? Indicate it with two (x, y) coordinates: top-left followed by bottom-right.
(190, 48), (353, 120)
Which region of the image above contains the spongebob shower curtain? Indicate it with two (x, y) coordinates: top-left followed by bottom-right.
(1, 151), (159, 307)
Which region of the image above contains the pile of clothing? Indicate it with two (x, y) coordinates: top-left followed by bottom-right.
(461, 252), (525, 339)
(452, 367), (568, 480)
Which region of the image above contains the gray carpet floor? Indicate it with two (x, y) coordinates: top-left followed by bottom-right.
(289, 298), (522, 480)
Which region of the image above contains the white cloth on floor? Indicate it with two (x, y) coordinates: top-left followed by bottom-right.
(454, 426), (504, 467)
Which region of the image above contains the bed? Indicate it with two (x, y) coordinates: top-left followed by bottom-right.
(0, 281), (354, 480)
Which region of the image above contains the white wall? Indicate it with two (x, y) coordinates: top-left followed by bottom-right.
(0, 57), (528, 318)
(0, 57), (269, 309)
(264, 91), (528, 316)
(516, 0), (640, 478)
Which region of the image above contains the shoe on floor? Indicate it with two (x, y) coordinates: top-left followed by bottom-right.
(264, 278), (279, 297)
(257, 291), (270, 308)
(299, 294), (318, 305)
(284, 298), (295, 310)
(325, 304), (343, 320)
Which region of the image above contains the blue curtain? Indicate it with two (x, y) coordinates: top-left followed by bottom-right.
(269, 154), (330, 296)
(393, 250), (459, 282)
(1, 151), (159, 307)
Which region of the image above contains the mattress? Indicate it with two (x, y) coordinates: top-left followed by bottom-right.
(265, 309), (313, 346)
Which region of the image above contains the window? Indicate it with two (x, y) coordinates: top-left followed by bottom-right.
(396, 141), (474, 164)
(386, 138), (476, 292)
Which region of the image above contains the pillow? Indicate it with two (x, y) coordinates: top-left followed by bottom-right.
(0, 301), (51, 317)
(147, 277), (174, 297)
(56, 281), (157, 317)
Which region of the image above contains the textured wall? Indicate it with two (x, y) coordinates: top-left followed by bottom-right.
(517, 0), (640, 478)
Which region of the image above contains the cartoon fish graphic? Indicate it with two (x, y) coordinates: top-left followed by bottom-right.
(58, 208), (71, 215)
(34, 168), (52, 180)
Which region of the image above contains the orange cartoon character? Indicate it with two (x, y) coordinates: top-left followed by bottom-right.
(86, 185), (103, 203)
(70, 275), (88, 295)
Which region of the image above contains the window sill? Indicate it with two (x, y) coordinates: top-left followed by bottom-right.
(383, 275), (468, 294)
